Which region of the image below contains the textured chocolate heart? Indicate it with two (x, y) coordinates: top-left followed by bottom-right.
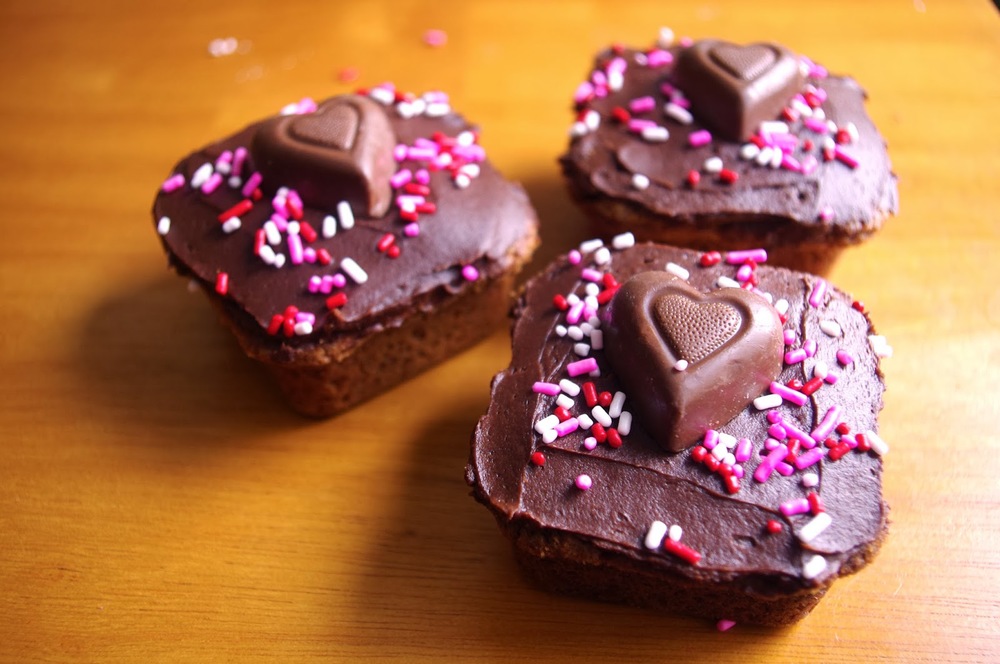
(251, 94), (396, 217)
(673, 40), (804, 142)
(602, 271), (784, 452)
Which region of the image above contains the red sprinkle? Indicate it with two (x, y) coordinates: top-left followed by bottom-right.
(808, 492), (825, 514)
(718, 168), (739, 184)
(835, 128), (852, 145)
(852, 300), (867, 313)
(590, 422), (607, 444)
(699, 251), (722, 267)
(553, 294), (569, 311)
(686, 169), (701, 187)
(254, 229), (266, 256)
(583, 382), (598, 408)
(598, 391), (613, 409)
(828, 442), (852, 461)
(766, 519), (783, 534)
(801, 376), (824, 396)
(664, 538), (702, 565)
(602, 273), (619, 289)
(530, 451), (546, 467)
(214, 272), (229, 295)
(786, 378), (804, 391)
(217, 198), (253, 222)
(554, 406), (572, 422)
(835, 422), (852, 436)
(855, 432), (871, 452)
(703, 454), (721, 473)
(606, 428), (623, 449)
(325, 292), (348, 310)
(404, 183), (431, 196)
(611, 106), (631, 123)
(596, 286), (619, 305)
(266, 314), (284, 336)
(386, 244), (401, 259)
(299, 221), (318, 243)
(724, 474), (741, 494)
(376, 233), (396, 253)
(316, 248), (333, 266)
(691, 445), (708, 463)
(400, 209), (419, 222)
(415, 201), (437, 214)
(824, 437), (839, 449)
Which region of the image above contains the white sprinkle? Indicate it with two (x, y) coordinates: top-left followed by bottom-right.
(590, 329), (604, 350)
(612, 232), (635, 250)
(718, 433), (737, 449)
(607, 70), (624, 92)
(579, 238), (605, 254)
(756, 146), (775, 166)
(569, 121), (588, 138)
(583, 110), (600, 131)
(228, 176), (242, 188)
(190, 163), (214, 189)
(454, 173), (471, 189)
(559, 379), (580, 397)
(642, 126), (670, 142)
(717, 276), (741, 289)
(221, 218), (241, 234)
(591, 405), (612, 428)
(657, 26), (675, 48)
(760, 121), (790, 135)
(555, 325), (568, 337)
(617, 411), (632, 436)
(774, 298), (790, 315)
(534, 414), (560, 434)
(668, 524), (683, 542)
(799, 512), (833, 544)
(802, 472), (820, 488)
(712, 443), (729, 460)
(673, 359), (689, 371)
(293, 321), (313, 336)
(770, 148), (783, 169)
(584, 282), (600, 297)
(869, 335), (894, 358)
(258, 244), (277, 265)
(753, 393), (784, 410)
(813, 360), (829, 380)
(542, 428), (558, 444)
(846, 121), (860, 142)
(665, 262), (690, 280)
(722, 453), (736, 466)
(609, 391), (626, 418)
(645, 521), (668, 549)
(408, 98), (427, 117)
(579, 321), (595, 335)
(587, 315), (602, 329)
(803, 554), (828, 580)
(573, 343), (590, 356)
(566, 293), (581, 306)
(340, 257), (368, 284)
(594, 247), (612, 265)
(740, 143), (761, 160)
(584, 294), (599, 312)
(427, 102), (451, 117)
(369, 87), (395, 105)
(813, 107), (826, 121)
(272, 253), (286, 268)
(577, 414), (594, 430)
(156, 216), (171, 235)
(866, 430), (890, 456)
(631, 173), (650, 190)
(703, 156), (724, 173)
(634, 52), (648, 66)
(567, 326), (584, 341)
(264, 220), (282, 245)
(337, 201), (355, 230)
(322, 215), (337, 238)
(556, 394), (575, 409)
(664, 102), (693, 124)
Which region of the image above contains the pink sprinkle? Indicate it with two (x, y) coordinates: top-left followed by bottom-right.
(780, 498), (811, 517)
(781, 154), (802, 172)
(581, 268), (603, 282)
(688, 129), (712, 147)
(834, 146), (859, 169)
(808, 278), (828, 308)
(337, 66), (360, 82)
(161, 173), (185, 193)
(231, 146), (248, 178)
(567, 249), (582, 265)
(646, 49), (673, 67)
(819, 206), (836, 222)
(736, 263), (754, 283)
(462, 265), (479, 281)
(804, 117), (829, 134)
(575, 474), (593, 491)
(836, 349), (854, 366)
(628, 95), (656, 113)
(770, 381), (807, 406)
(725, 248), (768, 264)
(606, 56), (628, 74)
(403, 222), (420, 238)
(556, 418), (580, 437)
(803, 339), (818, 358)
(784, 348), (808, 365)
(408, 147), (438, 161)
(201, 172), (223, 194)
(307, 276), (322, 293)
(800, 155), (820, 175)
(567, 358), (598, 377)
(824, 368), (840, 385)
(566, 300), (585, 325)
(703, 430), (720, 451)
(716, 619), (736, 632)
(241, 171), (262, 197)
(781, 420), (817, 448)
(296, 97), (318, 114)
(573, 81), (595, 104)
(532, 382), (562, 396)
(303, 247), (317, 263)
(330, 274), (347, 289)
(287, 233), (304, 265)
(393, 144), (408, 162)
(627, 118), (657, 133)
(659, 81), (676, 97)
(795, 448), (825, 470)
(783, 329), (797, 345)
(775, 461), (795, 476)
(390, 168), (413, 189)
(415, 169), (430, 185)
(735, 438), (753, 463)
(768, 425), (787, 441)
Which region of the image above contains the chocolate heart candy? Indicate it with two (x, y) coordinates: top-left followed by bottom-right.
(251, 94), (396, 217)
(674, 40), (804, 142)
(602, 271), (783, 452)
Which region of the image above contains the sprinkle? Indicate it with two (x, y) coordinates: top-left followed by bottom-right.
(685, 169), (701, 187)
(664, 102), (693, 124)
(735, 438), (753, 463)
(869, 335), (894, 358)
(555, 418), (579, 437)
(617, 411), (632, 436)
(668, 524), (683, 542)
(567, 357), (599, 377)
(579, 238), (604, 254)
(663, 538), (701, 565)
(190, 163), (214, 189)
(703, 156), (724, 173)
(811, 405), (843, 441)
(530, 451), (546, 467)
(753, 393), (783, 410)
(556, 394), (575, 410)
(532, 382), (562, 396)
(803, 554), (827, 580)
(641, 126), (669, 142)
(866, 430), (890, 456)
(156, 216), (171, 235)
(340, 257), (368, 284)
(628, 95), (656, 113)
(802, 472), (819, 488)
(644, 521), (668, 549)
(575, 474), (593, 491)
(221, 218), (241, 234)
(325, 292), (348, 310)
(673, 359), (689, 371)
(725, 248), (768, 264)
(770, 381), (807, 406)
(573, 343), (590, 357)
(461, 265), (479, 281)
(591, 405), (612, 428)
(780, 498), (811, 517)
(161, 173), (185, 193)
(808, 278), (828, 307)
(534, 414), (560, 434)
(423, 29), (447, 47)
(794, 448), (825, 470)
(214, 272), (229, 295)
(336, 201), (355, 230)
(240, 172), (262, 198)
(594, 247), (612, 265)
(766, 519), (783, 534)
(688, 129), (712, 147)
(590, 329), (604, 350)
(665, 262), (689, 280)
(834, 146), (859, 169)
(609, 391), (626, 418)
(631, 173), (650, 190)
(820, 319), (842, 337)
(716, 620), (736, 632)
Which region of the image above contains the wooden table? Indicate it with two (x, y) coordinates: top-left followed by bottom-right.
(2, 1), (998, 661)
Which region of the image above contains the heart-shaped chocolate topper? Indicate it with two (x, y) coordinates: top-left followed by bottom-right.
(251, 95), (396, 217)
(602, 271), (784, 453)
(673, 40), (804, 142)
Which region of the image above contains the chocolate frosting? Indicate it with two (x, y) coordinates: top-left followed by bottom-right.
(469, 243), (888, 591)
(152, 91), (538, 355)
(561, 45), (898, 239)
(602, 271), (784, 452)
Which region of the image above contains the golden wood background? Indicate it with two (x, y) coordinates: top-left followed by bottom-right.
(2, 0), (998, 661)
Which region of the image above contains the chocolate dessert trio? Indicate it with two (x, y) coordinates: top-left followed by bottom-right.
(152, 31), (896, 627)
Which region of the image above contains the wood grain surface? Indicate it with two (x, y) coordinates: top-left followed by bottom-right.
(1, 1), (998, 661)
